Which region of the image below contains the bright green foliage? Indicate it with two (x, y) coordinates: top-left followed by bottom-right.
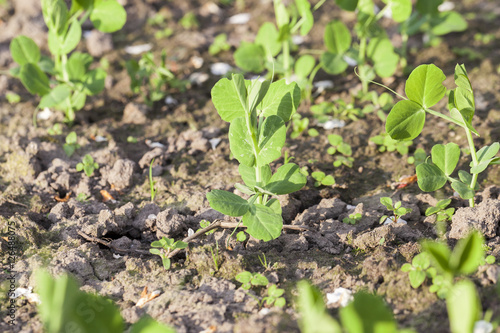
(311, 171), (335, 187)
(343, 213), (362, 225)
(425, 198), (455, 222)
(311, 100), (373, 123)
(401, 252), (434, 288)
(35, 270), (174, 333)
(321, 20), (351, 75)
(150, 237), (188, 270)
(386, 64), (499, 206)
(76, 154), (99, 177)
(236, 231), (247, 242)
(370, 132), (413, 156)
(63, 131), (79, 157)
(198, 219), (216, 235)
(379, 197), (412, 224)
(291, 113), (309, 139)
(126, 51), (186, 107)
(9, 0), (125, 123)
(207, 75), (305, 241)
(149, 159), (157, 202)
(327, 134), (354, 168)
(6, 92), (20, 104)
(76, 192), (90, 202)
(179, 12), (198, 29)
(447, 280), (481, 333)
(47, 123), (63, 135)
(297, 281), (342, 333)
(262, 284), (286, 308)
(235, 271), (269, 290)
(209, 33), (231, 56)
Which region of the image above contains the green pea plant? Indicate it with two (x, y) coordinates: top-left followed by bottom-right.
(236, 271), (286, 308)
(206, 74), (306, 241)
(126, 51), (187, 107)
(63, 131), (79, 157)
(9, 0), (126, 124)
(233, 0), (322, 91)
(327, 134), (354, 168)
(150, 237), (188, 270)
(76, 154), (99, 177)
(297, 280), (415, 333)
(35, 270), (175, 333)
(384, 64), (500, 207)
(379, 197), (412, 224)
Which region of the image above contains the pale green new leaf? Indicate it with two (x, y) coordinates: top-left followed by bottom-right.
(257, 115), (286, 166)
(10, 36), (41, 65)
(321, 52), (348, 75)
(211, 76), (247, 122)
(234, 42), (266, 73)
(19, 63), (51, 96)
(90, 0), (127, 33)
(39, 84), (71, 108)
(265, 163), (307, 195)
(255, 22), (281, 58)
(229, 117), (255, 166)
(431, 11), (467, 36)
(206, 189), (250, 217)
(447, 280), (481, 333)
(67, 52), (93, 80)
(450, 231), (484, 275)
(296, 0), (314, 36)
(451, 180), (475, 200)
(405, 64), (446, 109)
(324, 20), (351, 54)
(471, 142), (500, 174)
(59, 20), (82, 54)
(247, 79), (270, 114)
(386, 100), (426, 141)
(295, 55), (316, 79)
(259, 80), (300, 122)
(449, 108), (478, 136)
(239, 164), (272, 188)
(431, 143), (460, 176)
(383, 0), (412, 22)
(242, 203), (282, 241)
(421, 240), (451, 274)
(454, 64), (472, 90)
(416, 162), (447, 192)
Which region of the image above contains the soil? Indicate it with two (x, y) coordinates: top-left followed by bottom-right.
(1, 0), (500, 332)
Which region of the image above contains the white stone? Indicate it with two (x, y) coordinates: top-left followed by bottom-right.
(326, 287), (353, 307)
(227, 13), (251, 24)
(124, 44), (152, 55)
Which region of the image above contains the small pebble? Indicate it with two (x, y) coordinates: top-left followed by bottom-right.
(125, 44), (152, 55)
(227, 13), (250, 24)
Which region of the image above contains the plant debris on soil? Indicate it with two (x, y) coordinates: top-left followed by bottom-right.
(1, 0), (500, 332)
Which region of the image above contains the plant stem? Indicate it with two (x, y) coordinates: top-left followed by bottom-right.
(464, 128), (479, 207)
(283, 41), (290, 82)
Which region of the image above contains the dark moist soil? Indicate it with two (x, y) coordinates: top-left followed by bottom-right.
(1, 0), (500, 332)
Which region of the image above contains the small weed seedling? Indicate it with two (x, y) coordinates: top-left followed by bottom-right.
(311, 171), (335, 187)
(258, 253), (272, 270)
(262, 284), (286, 308)
(197, 219), (217, 235)
(425, 198), (455, 223)
(150, 237), (188, 270)
(379, 197), (412, 224)
(210, 241), (221, 272)
(126, 51), (186, 107)
(76, 193), (90, 202)
(236, 271), (269, 290)
(76, 154), (98, 177)
(209, 33), (231, 56)
(47, 123), (63, 136)
(63, 131), (79, 157)
(236, 231), (247, 242)
(206, 74), (306, 241)
(343, 213), (362, 225)
(149, 159), (157, 202)
(385, 64), (500, 207)
(401, 252), (434, 289)
(327, 134), (354, 168)
(236, 271), (285, 308)
(9, 0), (126, 123)
(6, 92), (20, 104)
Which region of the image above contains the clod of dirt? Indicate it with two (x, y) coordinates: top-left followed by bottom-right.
(122, 103), (150, 124)
(156, 208), (186, 238)
(449, 199), (500, 239)
(101, 158), (136, 190)
(292, 197), (347, 226)
(48, 202), (72, 223)
(354, 224), (423, 250)
(133, 203), (161, 231)
(139, 148), (165, 169)
(85, 30), (114, 57)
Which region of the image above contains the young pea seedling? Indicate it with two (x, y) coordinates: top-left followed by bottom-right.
(150, 237), (188, 270)
(385, 64), (500, 207)
(9, 0), (126, 124)
(206, 74), (306, 241)
(76, 154), (99, 177)
(63, 131), (79, 157)
(379, 197), (412, 224)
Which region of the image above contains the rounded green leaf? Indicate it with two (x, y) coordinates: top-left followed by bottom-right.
(405, 64), (446, 109)
(335, 0), (359, 11)
(430, 11), (467, 36)
(234, 42), (266, 73)
(229, 117), (255, 166)
(60, 20), (82, 54)
(431, 143), (460, 176)
(255, 22), (281, 57)
(409, 270), (426, 288)
(206, 189), (250, 217)
(211, 77), (247, 122)
(295, 55), (316, 79)
(383, 0), (412, 22)
(416, 162), (447, 192)
(264, 163), (307, 195)
(324, 20), (351, 54)
(19, 63), (51, 96)
(321, 52), (348, 75)
(259, 79), (301, 122)
(451, 180), (475, 200)
(257, 115), (286, 166)
(84, 68), (106, 95)
(450, 231), (484, 275)
(242, 203), (282, 241)
(446, 280), (480, 333)
(39, 84), (71, 108)
(386, 100), (426, 141)
(90, 0), (127, 33)
(10, 36), (41, 65)
(296, 0), (314, 36)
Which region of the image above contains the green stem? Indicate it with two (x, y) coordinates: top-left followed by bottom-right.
(61, 53), (69, 82)
(290, 0), (326, 34)
(425, 108), (472, 129)
(464, 128), (479, 207)
(283, 41), (290, 82)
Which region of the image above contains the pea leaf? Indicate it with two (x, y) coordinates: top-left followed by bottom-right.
(239, 164), (272, 188)
(10, 36), (41, 65)
(234, 42), (266, 73)
(409, 270), (426, 288)
(257, 115), (286, 166)
(206, 189), (250, 217)
(470, 142), (500, 174)
(90, 0), (127, 33)
(259, 80), (301, 122)
(211, 75), (247, 122)
(19, 63), (51, 96)
(295, 55), (316, 80)
(431, 143), (460, 176)
(295, 0), (314, 36)
(430, 11), (467, 36)
(386, 100), (426, 140)
(446, 280), (481, 333)
(264, 163), (307, 195)
(405, 64), (446, 109)
(321, 52), (348, 75)
(383, 0), (412, 23)
(416, 162), (448, 192)
(335, 0), (359, 11)
(449, 231), (484, 275)
(421, 240), (451, 274)
(39, 84), (72, 108)
(368, 37), (399, 77)
(229, 117), (255, 167)
(255, 22), (281, 58)
(67, 52), (93, 80)
(451, 180), (475, 200)
(324, 20), (351, 54)
(242, 203), (282, 241)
